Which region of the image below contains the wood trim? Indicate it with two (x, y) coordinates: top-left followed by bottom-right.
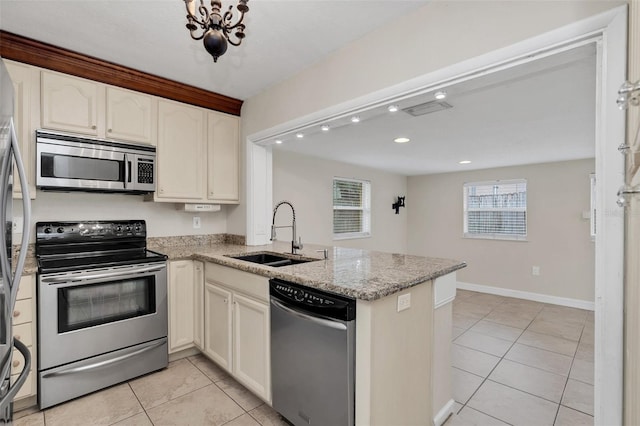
(0, 31), (242, 116)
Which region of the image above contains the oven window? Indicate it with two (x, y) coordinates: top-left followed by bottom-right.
(58, 277), (156, 333)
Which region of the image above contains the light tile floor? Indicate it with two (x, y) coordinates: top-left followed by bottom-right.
(12, 290), (595, 426)
(446, 290), (594, 426)
(13, 354), (289, 426)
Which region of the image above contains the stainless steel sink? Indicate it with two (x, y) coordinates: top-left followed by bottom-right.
(226, 252), (319, 267)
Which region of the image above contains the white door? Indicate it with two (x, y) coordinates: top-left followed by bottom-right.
(204, 282), (232, 372)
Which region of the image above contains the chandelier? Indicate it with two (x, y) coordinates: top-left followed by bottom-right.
(183, 0), (249, 63)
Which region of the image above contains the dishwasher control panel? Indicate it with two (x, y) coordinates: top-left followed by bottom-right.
(270, 279), (356, 321)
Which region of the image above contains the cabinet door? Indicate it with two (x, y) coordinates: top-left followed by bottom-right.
(156, 100), (206, 201)
(168, 260), (195, 353)
(207, 111), (239, 203)
(204, 282), (232, 372)
(4, 61), (38, 200)
(41, 70), (104, 136)
(193, 261), (204, 350)
(106, 86), (156, 144)
(232, 293), (270, 402)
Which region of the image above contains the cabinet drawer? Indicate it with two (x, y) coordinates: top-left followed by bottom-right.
(11, 369), (33, 400)
(205, 263), (269, 302)
(16, 275), (34, 301)
(13, 322), (33, 347)
(11, 348), (31, 376)
(12, 299), (32, 325)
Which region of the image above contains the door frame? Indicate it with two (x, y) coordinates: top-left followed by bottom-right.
(245, 5), (627, 424)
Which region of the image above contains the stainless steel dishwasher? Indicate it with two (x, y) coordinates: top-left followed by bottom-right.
(270, 278), (356, 426)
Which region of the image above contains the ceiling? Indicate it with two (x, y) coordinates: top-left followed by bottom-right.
(269, 43), (598, 175)
(0, 2), (597, 176)
(0, 0), (429, 100)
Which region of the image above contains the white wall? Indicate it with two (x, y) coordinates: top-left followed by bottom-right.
(16, 191), (228, 241)
(273, 150), (407, 253)
(407, 159), (595, 302)
(228, 0), (622, 235)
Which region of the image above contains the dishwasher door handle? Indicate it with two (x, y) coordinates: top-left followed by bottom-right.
(271, 298), (347, 331)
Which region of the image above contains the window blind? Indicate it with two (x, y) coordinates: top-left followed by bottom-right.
(333, 178), (371, 239)
(463, 179), (527, 240)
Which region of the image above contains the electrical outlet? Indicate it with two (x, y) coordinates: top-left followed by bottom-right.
(397, 293), (411, 312)
(532, 266), (540, 276)
(193, 216), (201, 229)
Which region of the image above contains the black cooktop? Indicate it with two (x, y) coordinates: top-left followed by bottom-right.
(36, 220), (167, 274)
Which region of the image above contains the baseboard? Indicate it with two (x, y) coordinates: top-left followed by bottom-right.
(168, 346), (201, 362)
(457, 281), (595, 311)
(433, 398), (456, 426)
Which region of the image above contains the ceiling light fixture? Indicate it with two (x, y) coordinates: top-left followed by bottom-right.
(394, 137), (410, 144)
(275, 140), (283, 144)
(296, 133), (304, 139)
(351, 116), (361, 123)
(183, 0), (249, 63)
(459, 160), (471, 164)
(434, 91), (447, 100)
(321, 125), (330, 132)
(388, 105), (399, 113)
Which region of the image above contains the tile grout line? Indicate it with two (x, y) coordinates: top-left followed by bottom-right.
(454, 292), (594, 425)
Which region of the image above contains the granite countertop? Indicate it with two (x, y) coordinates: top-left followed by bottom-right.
(149, 239), (466, 301)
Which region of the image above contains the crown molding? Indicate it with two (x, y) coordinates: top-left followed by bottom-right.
(0, 30), (242, 116)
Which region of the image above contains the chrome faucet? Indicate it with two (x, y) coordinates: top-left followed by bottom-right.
(271, 200), (303, 254)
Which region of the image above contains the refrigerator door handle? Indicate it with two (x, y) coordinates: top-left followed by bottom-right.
(8, 118), (31, 308)
(0, 338), (31, 408)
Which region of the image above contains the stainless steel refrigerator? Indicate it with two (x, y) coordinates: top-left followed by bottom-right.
(0, 58), (32, 423)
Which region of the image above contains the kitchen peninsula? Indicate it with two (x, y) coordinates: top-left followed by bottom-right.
(150, 237), (466, 426)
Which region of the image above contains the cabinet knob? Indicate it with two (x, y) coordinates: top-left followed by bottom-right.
(91, 125), (97, 130)
(12, 310), (20, 318)
(12, 360), (19, 368)
(223, 299), (227, 303)
(108, 128), (112, 133)
(14, 335), (21, 341)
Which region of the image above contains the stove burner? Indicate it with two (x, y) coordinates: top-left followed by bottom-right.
(36, 220), (167, 274)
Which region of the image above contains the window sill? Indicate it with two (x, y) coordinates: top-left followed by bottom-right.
(463, 233), (528, 242)
(333, 232), (372, 241)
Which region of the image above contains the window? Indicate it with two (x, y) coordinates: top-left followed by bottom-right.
(463, 179), (527, 240)
(333, 177), (371, 239)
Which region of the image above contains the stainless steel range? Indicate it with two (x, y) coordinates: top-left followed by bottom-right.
(35, 220), (168, 409)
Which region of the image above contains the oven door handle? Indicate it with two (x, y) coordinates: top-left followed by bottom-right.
(41, 339), (165, 378)
(41, 264), (166, 284)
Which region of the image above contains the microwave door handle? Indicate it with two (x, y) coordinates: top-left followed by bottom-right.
(123, 153), (130, 190)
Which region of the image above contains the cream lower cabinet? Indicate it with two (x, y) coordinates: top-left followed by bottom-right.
(12, 274), (37, 404)
(204, 263), (271, 402)
(168, 260), (197, 353)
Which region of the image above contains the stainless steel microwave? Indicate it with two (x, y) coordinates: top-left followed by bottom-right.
(36, 130), (156, 194)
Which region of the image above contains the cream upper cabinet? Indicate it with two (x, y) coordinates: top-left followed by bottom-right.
(232, 292), (270, 401)
(106, 86), (156, 145)
(156, 99), (206, 201)
(41, 70), (105, 136)
(204, 281), (233, 371)
(207, 111), (239, 203)
(193, 261), (204, 350)
(168, 260), (195, 354)
(4, 60), (39, 199)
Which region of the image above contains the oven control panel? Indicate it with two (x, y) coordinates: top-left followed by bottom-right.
(36, 220), (147, 242)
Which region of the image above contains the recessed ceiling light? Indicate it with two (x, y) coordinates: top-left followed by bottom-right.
(296, 133), (304, 139)
(351, 116), (360, 123)
(275, 139), (283, 144)
(321, 125), (330, 132)
(394, 137), (410, 144)
(459, 160), (471, 164)
(387, 105), (399, 113)
(434, 91), (447, 100)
